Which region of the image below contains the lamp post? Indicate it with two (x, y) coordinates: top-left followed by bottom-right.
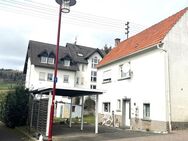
(48, 0), (76, 141)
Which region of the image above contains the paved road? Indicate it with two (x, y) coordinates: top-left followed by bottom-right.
(108, 130), (188, 141)
(0, 122), (28, 141)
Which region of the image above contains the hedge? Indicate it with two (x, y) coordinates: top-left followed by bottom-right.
(0, 86), (29, 128)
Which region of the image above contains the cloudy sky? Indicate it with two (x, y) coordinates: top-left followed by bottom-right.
(0, 0), (188, 70)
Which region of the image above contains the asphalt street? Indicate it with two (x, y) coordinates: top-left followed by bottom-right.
(0, 122), (28, 141)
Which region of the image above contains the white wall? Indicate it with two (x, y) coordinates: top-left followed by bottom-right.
(163, 11), (188, 122)
(86, 52), (102, 89)
(26, 65), (76, 90)
(74, 52), (103, 90)
(98, 49), (167, 121)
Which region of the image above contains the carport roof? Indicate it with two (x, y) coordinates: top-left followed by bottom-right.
(30, 87), (103, 97)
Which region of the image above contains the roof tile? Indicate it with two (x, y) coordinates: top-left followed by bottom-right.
(98, 7), (188, 68)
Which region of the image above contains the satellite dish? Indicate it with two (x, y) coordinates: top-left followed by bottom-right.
(122, 63), (130, 73)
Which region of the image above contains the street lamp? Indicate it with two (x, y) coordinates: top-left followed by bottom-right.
(48, 0), (76, 141)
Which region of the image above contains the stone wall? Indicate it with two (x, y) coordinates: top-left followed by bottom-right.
(131, 118), (168, 133)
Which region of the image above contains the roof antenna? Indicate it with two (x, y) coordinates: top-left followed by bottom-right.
(125, 21), (130, 39)
(74, 36), (77, 44)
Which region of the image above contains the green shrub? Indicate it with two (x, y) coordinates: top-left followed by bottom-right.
(0, 86), (29, 128)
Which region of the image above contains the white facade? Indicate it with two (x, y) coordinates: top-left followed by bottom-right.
(163, 11), (188, 122)
(98, 48), (168, 131)
(25, 53), (102, 91)
(98, 11), (188, 132)
(25, 44), (104, 122)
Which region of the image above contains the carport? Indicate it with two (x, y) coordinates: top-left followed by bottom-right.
(28, 87), (103, 139)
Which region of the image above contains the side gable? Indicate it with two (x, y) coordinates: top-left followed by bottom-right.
(85, 48), (105, 59)
(66, 43), (105, 64)
(98, 7), (188, 68)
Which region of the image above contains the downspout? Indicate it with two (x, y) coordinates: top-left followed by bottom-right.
(157, 44), (172, 132)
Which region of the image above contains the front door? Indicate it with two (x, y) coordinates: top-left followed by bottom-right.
(122, 99), (131, 127)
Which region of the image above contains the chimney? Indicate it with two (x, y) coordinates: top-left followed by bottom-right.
(115, 38), (120, 46)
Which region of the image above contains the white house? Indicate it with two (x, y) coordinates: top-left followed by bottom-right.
(97, 7), (188, 133)
(23, 40), (105, 118)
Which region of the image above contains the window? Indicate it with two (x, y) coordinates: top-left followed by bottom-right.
(143, 103), (150, 119)
(82, 64), (85, 71)
(90, 85), (96, 89)
(117, 99), (121, 111)
(91, 57), (98, 68)
(60, 105), (63, 118)
(47, 73), (53, 81)
(39, 72), (45, 81)
(76, 77), (79, 85)
(91, 71), (97, 82)
(72, 106), (76, 112)
(64, 60), (70, 67)
(48, 57), (54, 64)
(40, 56), (48, 63)
(103, 70), (111, 83)
(63, 75), (69, 83)
(103, 102), (110, 112)
(81, 77), (84, 85)
(119, 62), (131, 79)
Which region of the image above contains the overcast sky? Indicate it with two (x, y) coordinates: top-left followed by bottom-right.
(0, 0), (188, 71)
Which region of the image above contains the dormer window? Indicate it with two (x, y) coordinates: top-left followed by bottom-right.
(48, 57), (54, 64)
(39, 50), (48, 64)
(41, 56), (48, 63)
(48, 52), (55, 64)
(64, 60), (70, 67)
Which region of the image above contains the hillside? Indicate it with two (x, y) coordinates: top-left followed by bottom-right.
(0, 69), (25, 90)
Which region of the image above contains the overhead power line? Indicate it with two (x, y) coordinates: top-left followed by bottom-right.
(0, 0), (145, 34)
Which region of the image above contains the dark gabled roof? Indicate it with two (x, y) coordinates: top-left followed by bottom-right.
(66, 43), (105, 64)
(98, 7), (188, 68)
(23, 41), (105, 73)
(23, 40), (78, 73)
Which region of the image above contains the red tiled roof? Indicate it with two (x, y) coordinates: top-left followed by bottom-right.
(98, 8), (188, 68)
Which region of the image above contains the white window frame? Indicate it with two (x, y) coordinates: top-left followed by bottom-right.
(91, 57), (98, 69)
(81, 77), (84, 85)
(103, 70), (111, 83)
(76, 77), (79, 85)
(63, 75), (69, 83)
(117, 99), (121, 111)
(91, 71), (97, 82)
(143, 103), (150, 119)
(39, 72), (46, 81)
(64, 60), (70, 67)
(48, 57), (54, 64)
(47, 73), (53, 81)
(40, 56), (48, 64)
(103, 102), (110, 113)
(90, 85), (96, 89)
(82, 64), (85, 71)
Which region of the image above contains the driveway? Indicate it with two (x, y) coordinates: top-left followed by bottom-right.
(52, 124), (158, 141)
(51, 123), (188, 141)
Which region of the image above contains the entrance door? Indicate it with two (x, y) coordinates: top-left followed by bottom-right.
(125, 101), (130, 126)
(122, 99), (131, 127)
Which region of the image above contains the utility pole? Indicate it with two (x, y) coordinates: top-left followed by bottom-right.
(125, 21), (130, 39)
